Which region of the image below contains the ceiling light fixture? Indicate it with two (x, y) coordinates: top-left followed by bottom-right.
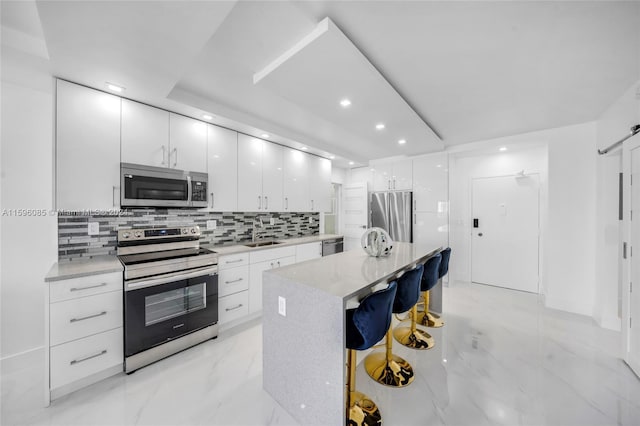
(349, 161), (354, 165)
(106, 83), (124, 93)
(398, 139), (407, 145)
(375, 123), (385, 130)
(202, 114), (213, 120)
(301, 146), (308, 151)
(328, 155), (335, 160)
(340, 98), (351, 108)
(499, 146), (507, 151)
(261, 133), (270, 138)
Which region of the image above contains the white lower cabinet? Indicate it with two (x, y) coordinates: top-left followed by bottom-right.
(219, 290), (249, 324)
(295, 242), (322, 262)
(46, 272), (123, 404)
(248, 246), (296, 314)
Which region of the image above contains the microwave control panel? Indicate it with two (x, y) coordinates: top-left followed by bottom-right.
(192, 181), (207, 202)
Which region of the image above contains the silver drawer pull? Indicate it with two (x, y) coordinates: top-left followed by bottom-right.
(225, 304), (243, 312)
(70, 283), (107, 292)
(70, 349), (107, 365)
(224, 278), (243, 284)
(173, 323), (185, 329)
(225, 259), (244, 264)
(70, 311), (107, 323)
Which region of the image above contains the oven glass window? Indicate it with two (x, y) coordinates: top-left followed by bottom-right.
(145, 283), (206, 326)
(124, 175), (188, 201)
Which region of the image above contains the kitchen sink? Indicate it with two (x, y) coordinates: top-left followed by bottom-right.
(243, 241), (283, 248)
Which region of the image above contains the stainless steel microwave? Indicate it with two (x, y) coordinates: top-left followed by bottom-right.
(120, 163), (208, 208)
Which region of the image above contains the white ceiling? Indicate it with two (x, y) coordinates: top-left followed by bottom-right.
(3, 1), (639, 167)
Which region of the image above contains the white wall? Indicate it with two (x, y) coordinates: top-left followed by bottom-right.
(1, 13), (57, 368)
(594, 80), (640, 330)
(331, 166), (346, 185)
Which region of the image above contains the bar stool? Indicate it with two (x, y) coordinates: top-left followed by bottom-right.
(346, 281), (398, 426)
(393, 261), (437, 350)
(364, 265), (424, 387)
(417, 248), (450, 328)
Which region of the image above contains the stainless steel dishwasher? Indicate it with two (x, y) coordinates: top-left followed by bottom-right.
(322, 237), (344, 256)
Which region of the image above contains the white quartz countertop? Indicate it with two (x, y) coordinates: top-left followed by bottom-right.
(207, 234), (343, 256)
(45, 255), (123, 282)
(264, 242), (441, 300)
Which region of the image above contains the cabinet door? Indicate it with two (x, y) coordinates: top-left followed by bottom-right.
(237, 134), (264, 211)
(371, 164), (393, 191)
(261, 141), (283, 212)
(207, 125), (238, 211)
(56, 80), (121, 210)
(168, 113), (207, 173)
(296, 242), (322, 262)
(283, 149), (309, 212)
(309, 156), (332, 212)
(248, 259), (273, 314)
(121, 99), (169, 168)
(392, 159), (413, 190)
(413, 211), (448, 248)
(413, 153), (448, 212)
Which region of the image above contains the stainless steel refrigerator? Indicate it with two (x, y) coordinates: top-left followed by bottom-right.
(370, 191), (413, 242)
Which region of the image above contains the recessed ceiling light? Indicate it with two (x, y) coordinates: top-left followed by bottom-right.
(202, 114), (213, 120)
(301, 146), (308, 151)
(499, 146), (507, 151)
(340, 98), (351, 108)
(349, 161), (354, 165)
(398, 139), (407, 145)
(261, 133), (270, 138)
(436, 164), (442, 168)
(328, 155), (335, 160)
(106, 83), (124, 93)
(375, 123), (385, 130)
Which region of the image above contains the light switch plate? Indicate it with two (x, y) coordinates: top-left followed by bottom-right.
(270, 218), (275, 225)
(309, 217), (313, 224)
(206, 220), (217, 230)
(278, 296), (286, 317)
(88, 222), (100, 236)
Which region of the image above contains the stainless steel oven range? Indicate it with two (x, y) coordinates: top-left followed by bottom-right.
(117, 226), (218, 373)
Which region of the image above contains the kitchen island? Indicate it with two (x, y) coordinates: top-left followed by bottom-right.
(262, 242), (441, 426)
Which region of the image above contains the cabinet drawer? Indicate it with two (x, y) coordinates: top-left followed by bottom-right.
(218, 266), (249, 297)
(50, 291), (123, 346)
(50, 327), (123, 390)
(218, 253), (249, 270)
(249, 246), (296, 264)
(50, 272), (122, 303)
(219, 291), (249, 324)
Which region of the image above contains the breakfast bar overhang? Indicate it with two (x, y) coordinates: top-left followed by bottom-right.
(262, 242), (441, 425)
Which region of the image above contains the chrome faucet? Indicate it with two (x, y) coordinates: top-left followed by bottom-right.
(252, 216), (267, 242)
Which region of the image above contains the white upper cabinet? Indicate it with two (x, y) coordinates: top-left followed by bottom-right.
(169, 113), (207, 173)
(309, 156), (332, 212)
(121, 100), (169, 168)
(261, 141), (284, 212)
(237, 134), (283, 212)
(283, 149), (309, 212)
(413, 153), (448, 212)
(56, 80), (121, 210)
(371, 160), (412, 191)
(207, 124), (238, 211)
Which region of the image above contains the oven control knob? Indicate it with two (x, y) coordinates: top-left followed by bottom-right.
(190, 228), (197, 234)
(182, 228), (188, 235)
(122, 232), (130, 239)
(134, 231), (142, 238)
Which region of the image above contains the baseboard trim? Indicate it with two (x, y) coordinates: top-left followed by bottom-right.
(544, 296), (592, 317)
(1, 346), (44, 374)
(595, 314), (621, 331)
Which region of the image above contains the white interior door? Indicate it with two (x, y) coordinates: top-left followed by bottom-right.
(341, 183), (368, 251)
(471, 174), (540, 293)
(626, 140), (640, 375)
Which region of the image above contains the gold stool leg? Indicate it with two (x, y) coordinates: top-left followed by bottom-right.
(364, 328), (414, 387)
(393, 305), (435, 350)
(346, 349), (382, 426)
(416, 290), (444, 328)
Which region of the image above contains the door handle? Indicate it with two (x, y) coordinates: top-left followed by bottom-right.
(172, 148), (178, 167)
(311, 199), (314, 211)
(258, 196), (262, 210)
(285, 197), (288, 210)
(210, 192), (214, 209)
(265, 196), (268, 210)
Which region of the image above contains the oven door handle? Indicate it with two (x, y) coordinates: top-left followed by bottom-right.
(125, 266), (218, 291)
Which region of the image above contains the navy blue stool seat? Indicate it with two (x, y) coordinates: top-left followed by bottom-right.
(417, 249), (449, 328)
(345, 281), (397, 426)
(364, 264), (426, 388)
(392, 262), (437, 350)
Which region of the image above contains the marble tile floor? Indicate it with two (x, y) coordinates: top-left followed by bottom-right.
(2, 282), (640, 426)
